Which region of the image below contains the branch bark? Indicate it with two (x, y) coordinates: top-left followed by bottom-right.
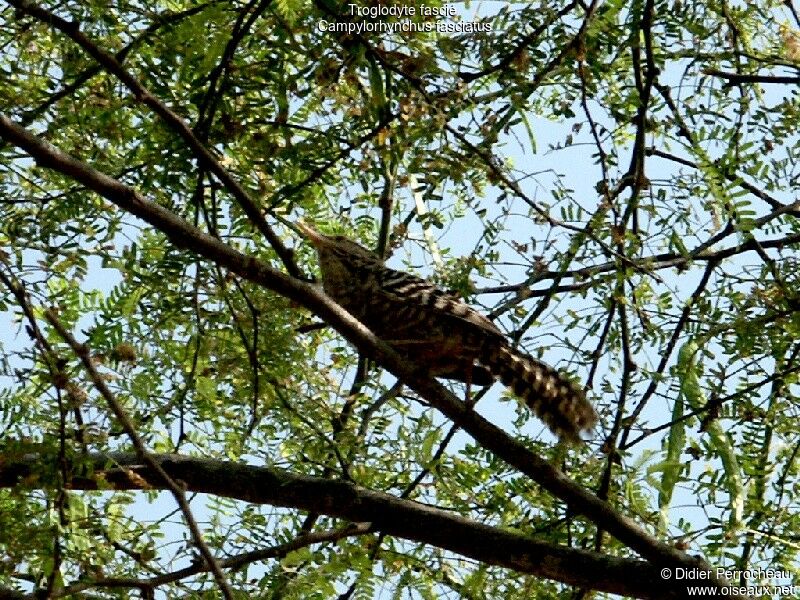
(704, 68), (800, 85)
(0, 114), (740, 598)
(0, 451), (718, 600)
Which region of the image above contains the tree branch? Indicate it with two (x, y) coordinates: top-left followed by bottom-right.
(55, 524), (371, 598)
(8, 0), (299, 277)
(704, 68), (800, 85)
(0, 267), (235, 600)
(0, 114), (739, 597)
(0, 451), (723, 600)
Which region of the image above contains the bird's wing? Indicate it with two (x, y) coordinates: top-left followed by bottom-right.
(374, 266), (504, 338)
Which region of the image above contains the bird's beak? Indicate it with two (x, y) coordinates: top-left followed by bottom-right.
(296, 219), (327, 247)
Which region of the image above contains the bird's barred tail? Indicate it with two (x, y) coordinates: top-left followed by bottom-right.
(481, 344), (597, 443)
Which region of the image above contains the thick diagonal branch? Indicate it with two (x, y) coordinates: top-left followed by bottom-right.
(0, 115), (740, 598)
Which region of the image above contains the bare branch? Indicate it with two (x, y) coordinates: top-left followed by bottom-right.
(704, 68), (800, 85)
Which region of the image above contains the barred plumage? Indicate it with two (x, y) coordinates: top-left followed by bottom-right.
(298, 221), (597, 443)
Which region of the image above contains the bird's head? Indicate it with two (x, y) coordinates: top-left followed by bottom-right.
(296, 220), (381, 289)
(296, 220), (377, 261)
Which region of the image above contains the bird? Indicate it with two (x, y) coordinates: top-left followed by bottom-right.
(297, 221), (597, 443)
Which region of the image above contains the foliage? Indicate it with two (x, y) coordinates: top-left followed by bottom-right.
(0, 0), (799, 597)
